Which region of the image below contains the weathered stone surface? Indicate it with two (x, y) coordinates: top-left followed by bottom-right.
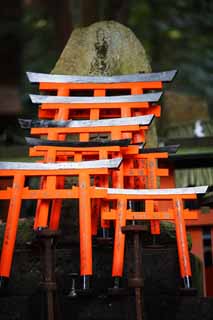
(52, 21), (151, 76)
(145, 119), (158, 147)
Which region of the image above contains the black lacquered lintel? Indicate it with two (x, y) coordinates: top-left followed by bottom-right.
(25, 137), (131, 147)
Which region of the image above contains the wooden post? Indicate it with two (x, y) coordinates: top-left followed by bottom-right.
(174, 196), (192, 288)
(0, 174), (25, 277)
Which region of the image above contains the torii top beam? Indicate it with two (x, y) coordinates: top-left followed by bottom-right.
(19, 114), (154, 129)
(95, 186), (208, 200)
(27, 70), (177, 84)
(0, 158), (122, 176)
(29, 92), (162, 105)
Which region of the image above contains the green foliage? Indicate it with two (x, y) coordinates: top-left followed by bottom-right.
(20, 6), (59, 115)
(128, 0), (213, 114)
(21, 7), (58, 73)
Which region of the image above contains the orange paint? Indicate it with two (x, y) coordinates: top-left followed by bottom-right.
(0, 174), (25, 277)
(174, 197), (192, 278)
(79, 173), (93, 275)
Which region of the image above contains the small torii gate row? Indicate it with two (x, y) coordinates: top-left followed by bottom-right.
(27, 70), (176, 120)
(1, 69), (201, 292)
(0, 158), (121, 279)
(25, 71), (175, 239)
(26, 142), (176, 233)
(27, 92), (162, 143)
(96, 186), (208, 287)
(26, 71), (176, 239)
(19, 115), (173, 235)
(23, 134), (179, 238)
(28, 91), (160, 233)
(19, 115), (156, 234)
(0, 158), (206, 288)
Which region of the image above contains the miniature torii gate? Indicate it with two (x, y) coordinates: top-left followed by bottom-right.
(20, 114), (153, 144)
(97, 186), (208, 287)
(0, 158), (121, 280)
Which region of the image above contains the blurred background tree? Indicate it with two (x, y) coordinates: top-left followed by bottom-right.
(0, 0), (213, 138)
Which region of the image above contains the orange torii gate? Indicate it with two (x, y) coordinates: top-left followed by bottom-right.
(19, 115), (152, 232)
(19, 116), (175, 237)
(19, 115), (180, 238)
(27, 70), (176, 121)
(0, 158), (121, 280)
(27, 142), (139, 233)
(96, 186), (208, 288)
(24, 142), (176, 235)
(28, 92), (161, 151)
(20, 114), (153, 144)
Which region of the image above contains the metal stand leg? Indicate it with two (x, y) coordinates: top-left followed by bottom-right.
(122, 225), (148, 320)
(37, 229), (61, 320)
(67, 273), (78, 298)
(174, 198), (197, 296)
